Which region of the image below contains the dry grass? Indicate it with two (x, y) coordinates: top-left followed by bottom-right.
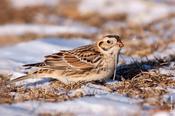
(39, 112), (75, 116)
(1, 0), (174, 50)
(0, 0), (54, 24)
(0, 0), (127, 27)
(57, 0), (127, 27)
(0, 0), (99, 46)
(108, 72), (175, 98)
(0, 74), (13, 104)
(106, 72), (175, 110)
(0, 32), (96, 47)
(0, 74), (89, 104)
(110, 14), (175, 57)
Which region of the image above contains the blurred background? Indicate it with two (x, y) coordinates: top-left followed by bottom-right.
(0, 0), (175, 58)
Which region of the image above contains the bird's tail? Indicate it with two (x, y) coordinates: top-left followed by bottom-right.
(9, 75), (33, 84)
(23, 62), (45, 69)
(7, 69), (57, 85)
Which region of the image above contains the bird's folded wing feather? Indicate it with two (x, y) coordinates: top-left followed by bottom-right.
(24, 49), (101, 70)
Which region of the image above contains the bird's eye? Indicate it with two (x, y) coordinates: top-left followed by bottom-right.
(107, 40), (112, 44)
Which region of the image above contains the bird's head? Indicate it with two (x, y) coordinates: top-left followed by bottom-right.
(96, 34), (124, 56)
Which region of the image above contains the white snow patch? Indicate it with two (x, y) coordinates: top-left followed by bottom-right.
(0, 96), (140, 116)
(10, 0), (60, 8)
(0, 24), (98, 36)
(153, 112), (169, 116)
(69, 83), (112, 97)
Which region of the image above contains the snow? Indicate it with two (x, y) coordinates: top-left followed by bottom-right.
(79, 0), (175, 24)
(10, 0), (60, 8)
(0, 24), (98, 36)
(0, 96), (141, 116)
(68, 83), (112, 96)
(153, 112), (169, 116)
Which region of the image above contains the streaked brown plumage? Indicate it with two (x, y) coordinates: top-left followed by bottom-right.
(10, 34), (124, 84)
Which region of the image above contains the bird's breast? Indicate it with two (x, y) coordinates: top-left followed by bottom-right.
(97, 56), (115, 76)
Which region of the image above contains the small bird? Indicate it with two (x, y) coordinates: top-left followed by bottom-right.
(10, 35), (124, 84)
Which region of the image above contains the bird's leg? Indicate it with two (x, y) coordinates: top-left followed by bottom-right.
(112, 56), (117, 80)
(113, 48), (121, 80)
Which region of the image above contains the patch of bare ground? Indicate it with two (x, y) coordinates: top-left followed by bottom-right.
(0, 74), (90, 104)
(0, 0), (101, 46)
(0, 32), (96, 47)
(102, 13), (175, 57)
(0, 74), (13, 104)
(108, 72), (174, 98)
(57, 0), (127, 27)
(38, 112), (75, 116)
(0, 0), (56, 24)
(0, 0), (126, 27)
(11, 80), (90, 103)
(107, 72), (175, 110)
(0, 35), (36, 47)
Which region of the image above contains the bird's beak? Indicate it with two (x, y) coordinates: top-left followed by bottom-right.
(117, 41), (124, 48)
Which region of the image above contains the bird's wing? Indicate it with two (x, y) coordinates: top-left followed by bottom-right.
(24, 45), (102, 70)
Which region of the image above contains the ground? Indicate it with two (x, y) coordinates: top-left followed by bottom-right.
(0, 0), (175, 115)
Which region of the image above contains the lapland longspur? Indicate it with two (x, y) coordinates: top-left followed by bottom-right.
(10, 35), (124, 84)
